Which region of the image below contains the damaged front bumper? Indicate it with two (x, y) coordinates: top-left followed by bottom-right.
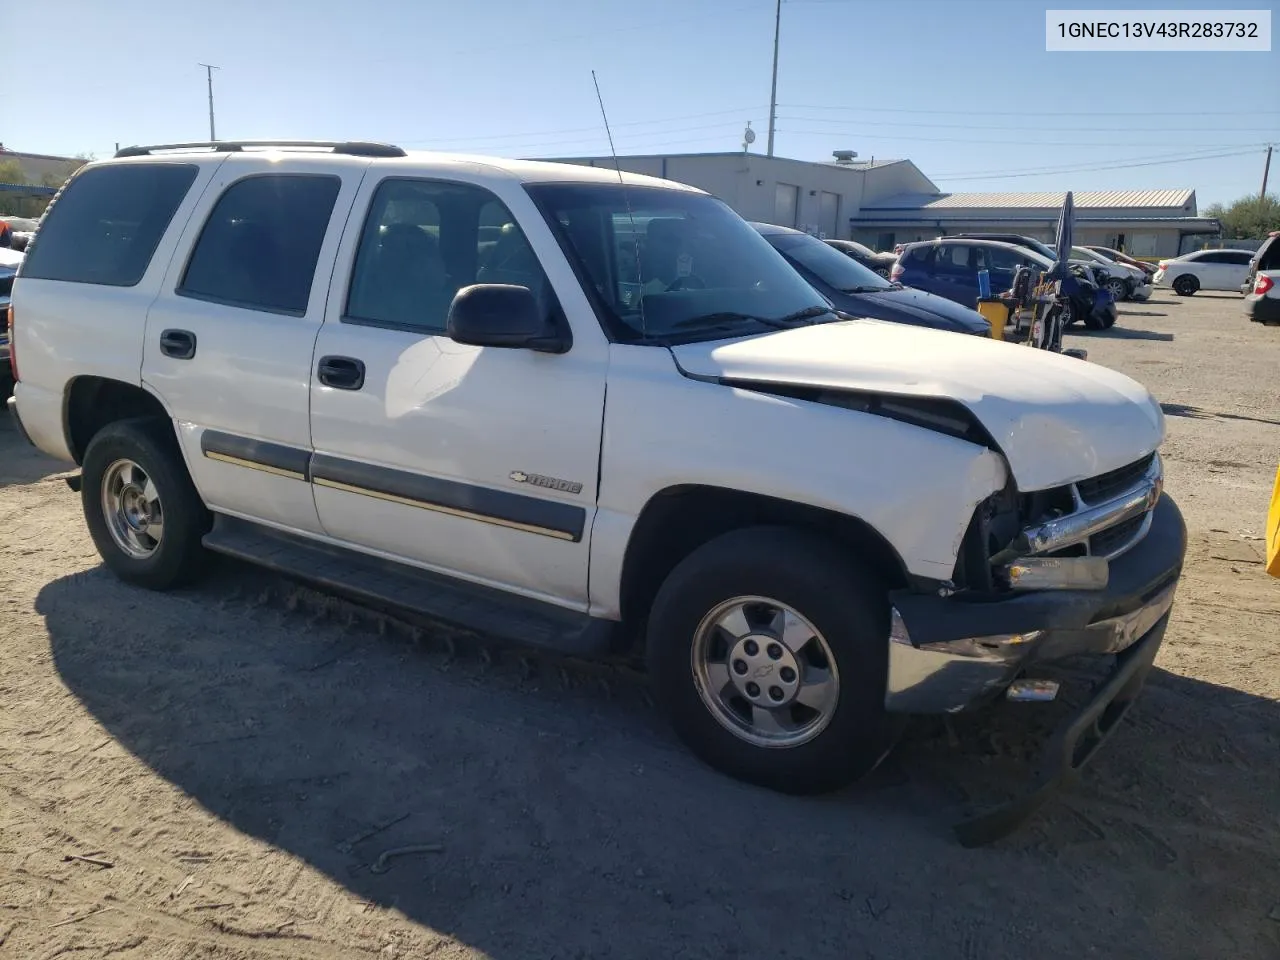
(885, 494), (1185, 715)
(883, 493), (1186, 845)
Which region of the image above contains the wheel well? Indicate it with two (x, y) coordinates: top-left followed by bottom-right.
(618, 485), (909, 648)
(64, 377), (171, 464)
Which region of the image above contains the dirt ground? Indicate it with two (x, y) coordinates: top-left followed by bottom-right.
(1, 292), (1278, 960)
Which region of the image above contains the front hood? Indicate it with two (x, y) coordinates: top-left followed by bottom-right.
(835, 287), (989, 335)
(670, 320), (1164, 492)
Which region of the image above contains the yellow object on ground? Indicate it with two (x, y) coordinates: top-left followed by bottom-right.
(1267, 465), (1280, 578)
(976, 300), (1008, 341)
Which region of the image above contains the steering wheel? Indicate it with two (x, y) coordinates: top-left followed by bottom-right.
(666, 275), (706, 292)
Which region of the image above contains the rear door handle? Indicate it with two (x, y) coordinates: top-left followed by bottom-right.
(317, 355), (365, 391)
(159, 329), (197, 360)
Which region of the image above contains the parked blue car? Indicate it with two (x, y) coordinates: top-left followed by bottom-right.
(753, 224), (990, 336)
(893, 237), (1117, 330)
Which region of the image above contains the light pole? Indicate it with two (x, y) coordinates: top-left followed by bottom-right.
(767, 0), (781, 157)
(199, 63), (220, 141)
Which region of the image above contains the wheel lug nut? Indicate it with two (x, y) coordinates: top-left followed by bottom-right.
(745, 681), (760, 698)
(780, 666), (796, 683)
(769, 686), (784, 702)
(732, 659), (748, 675)
(743, 640), (759, 656)
(767, 643), (783, 660)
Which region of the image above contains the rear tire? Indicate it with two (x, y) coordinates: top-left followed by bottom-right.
(646, 526), (898, 795)
(82, 418), (211, 590)
(1172, 274), (1199, 296)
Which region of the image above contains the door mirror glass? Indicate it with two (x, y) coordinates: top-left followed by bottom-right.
(446, 284), (567, 353)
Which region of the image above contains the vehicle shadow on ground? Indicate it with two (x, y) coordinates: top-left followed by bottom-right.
(1069, 327), (1174, 342)
(1161, 401), (1280, 427)
(0, 418), (73, 488)
(37, 563), (1280, 959)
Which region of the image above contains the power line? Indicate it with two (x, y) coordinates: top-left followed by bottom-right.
(777, 114), (1270, 134)
(400, 120), (759, 155)
(780, 102), (1280, 117)
(778, 129), (1270, 149)
(932, 145), (1264, 178)
(395, 109), (765, 147)
(932, 147), (1264, 181)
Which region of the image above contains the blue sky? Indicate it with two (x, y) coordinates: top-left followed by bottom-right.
(5, 0), (1278, 205)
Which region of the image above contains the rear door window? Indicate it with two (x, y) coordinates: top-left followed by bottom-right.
(934, 244), (972, 276)
(20, 163), (198, 287)
(179, 174), (341, 315)
(1257, 237), (1280, 271)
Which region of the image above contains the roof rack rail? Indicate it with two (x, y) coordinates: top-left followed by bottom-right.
(113, 140), (406, 159)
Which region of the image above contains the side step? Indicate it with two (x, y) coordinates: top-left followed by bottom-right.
(202, 514), (619, 657)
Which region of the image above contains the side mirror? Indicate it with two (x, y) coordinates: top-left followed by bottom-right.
(446, 284), (568, 354)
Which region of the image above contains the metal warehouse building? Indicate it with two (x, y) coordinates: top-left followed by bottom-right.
(547, 151), (1220, 258)
(855, 188), (1219, 258)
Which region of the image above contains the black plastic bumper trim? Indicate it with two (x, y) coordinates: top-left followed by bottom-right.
(890, 494), (1186, 648)
(953, 609), (1169, 846)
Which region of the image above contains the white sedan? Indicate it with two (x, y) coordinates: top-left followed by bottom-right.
(1154, 248), (1254, 296)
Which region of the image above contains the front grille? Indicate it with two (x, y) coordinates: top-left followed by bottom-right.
(1076, 452), (1156, 505)
(1089, 512), (1147, 558)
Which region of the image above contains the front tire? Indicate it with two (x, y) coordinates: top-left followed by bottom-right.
(82, 418), (211, 590)
(1106, 278), (1127, 301)
(1173, 274), (1199, 296)
(646, 526), (898, 795)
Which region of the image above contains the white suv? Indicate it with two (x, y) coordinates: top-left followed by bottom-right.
(6, 141), (1186, 841)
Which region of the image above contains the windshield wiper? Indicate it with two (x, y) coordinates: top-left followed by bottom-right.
(776, 305), (834, 323)
(671, 306), (829, 331)
(840, 285), (890, 294)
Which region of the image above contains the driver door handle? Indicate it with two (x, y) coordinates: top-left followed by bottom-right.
(317, 355), (365, 391)
(159, 329), (197, 360)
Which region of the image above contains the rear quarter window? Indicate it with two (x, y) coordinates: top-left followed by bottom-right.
(902, 245), (932, 268)
(20, 163), (198, 287)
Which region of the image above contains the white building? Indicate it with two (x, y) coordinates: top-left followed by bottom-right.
(544, 151), (1220, 258)
(545, 151), (935, 241)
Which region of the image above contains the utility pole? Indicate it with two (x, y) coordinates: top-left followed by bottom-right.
(1262, 144), (1273, 199)
(199, 63), (220, 141)
(767, 0), (781, 157)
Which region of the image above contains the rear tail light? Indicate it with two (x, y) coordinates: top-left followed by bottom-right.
(6, 305), (15, 382)
(1256, 274), (1275, 296)
(890, 262), (904, 281)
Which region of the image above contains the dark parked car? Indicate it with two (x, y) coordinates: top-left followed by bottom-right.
(823, 238), (898, 279)
(947, 231), (1121, 289)
(0, 249), (19, 398)
(893, 237), (1117, 330)
(753, 223), (990, 336)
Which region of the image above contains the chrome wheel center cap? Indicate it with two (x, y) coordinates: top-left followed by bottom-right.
(728, 633), (802, 707)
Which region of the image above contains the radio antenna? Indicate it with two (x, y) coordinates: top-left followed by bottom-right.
(592, 69), (646, 337)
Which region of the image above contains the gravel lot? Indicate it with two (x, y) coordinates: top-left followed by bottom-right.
(1, 292), (1277, 960)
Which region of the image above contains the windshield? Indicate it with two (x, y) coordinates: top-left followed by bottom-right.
(768, 232), (892, 292)
(1019, 238), (1059, 259)
(525, 183), (831, 342)
(1072, 247), (1108, 263)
